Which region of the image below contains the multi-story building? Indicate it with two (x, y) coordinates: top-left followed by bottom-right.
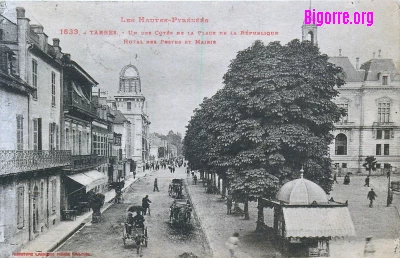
(60, 53), (108, 212)
(0, 7), (70, 251)
(109, 64), (150, 173)
(302, 20), (400, 175)
(112, 109), (132, 180)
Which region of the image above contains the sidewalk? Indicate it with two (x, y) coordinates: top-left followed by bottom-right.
(15, 173), (147, 255)
(186, 178), (280, 258)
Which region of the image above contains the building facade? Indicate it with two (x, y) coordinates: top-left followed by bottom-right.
(110, 64), (150, 173)
(0, 7), (70, 250)
(302, 20), (400, 175)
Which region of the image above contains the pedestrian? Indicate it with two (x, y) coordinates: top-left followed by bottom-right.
(193, 175), (197, 185)
(226, 195), (233, 215)
(333, 173), (338, 183)
(388, 187), (394, 206)
(142, 195), (152, 215)
(133, 171), (136, 179)
(364, 176), (370, 187)
(225, 232), (240, 258)
(367, 188), (377, 208)
(153, 178), (159, 192)
(344, 174), (350, 185)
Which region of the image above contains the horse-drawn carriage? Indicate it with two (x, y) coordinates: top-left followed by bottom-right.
(122, 206), (148, 256)
(169, 179), (184, 199)
(169, 200), (192, 225)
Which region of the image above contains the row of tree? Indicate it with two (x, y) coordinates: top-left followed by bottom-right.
(183, 39), (346, 219)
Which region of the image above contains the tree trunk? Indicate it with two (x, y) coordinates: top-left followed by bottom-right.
(256, 202), (265, 232)
(244, 199), (249, 220)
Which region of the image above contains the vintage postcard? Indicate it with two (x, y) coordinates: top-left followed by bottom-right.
(0, 0), (399, 257)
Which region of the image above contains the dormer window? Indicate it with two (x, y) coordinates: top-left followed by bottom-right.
(382, 76), (388, 85)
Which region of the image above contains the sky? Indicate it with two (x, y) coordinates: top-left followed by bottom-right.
(3, 0), (400, 136)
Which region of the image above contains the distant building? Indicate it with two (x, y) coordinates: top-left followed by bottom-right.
(108, 64), (150, 172)
(112, 109), (133, 179)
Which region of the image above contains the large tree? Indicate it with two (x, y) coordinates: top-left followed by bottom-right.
(184, 39), (345, 220)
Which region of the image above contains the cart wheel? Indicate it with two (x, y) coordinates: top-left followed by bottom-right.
(144, 237), (148, 247)
(145, 227), (148, 237)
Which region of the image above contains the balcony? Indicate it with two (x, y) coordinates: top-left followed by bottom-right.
(69, 154), (108, 171)
(373, 122), (396, 127)
(64, 91), (97, 119)
(0, 150), (71, 176)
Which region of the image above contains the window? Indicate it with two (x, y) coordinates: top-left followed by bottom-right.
(65, 128), (70, 150)
(51, 180), (57, 213)
(127, 102), (131, 111)
(87, 133), (90, 154)
(342, 163), (347, 168)
(335, 134), (347, 155)
(17, 187), (24, 228)
(78, 131), (82, 155)
(377, 130), (382, 139)
(16, 115), (24, 150)
(382, 76), (388, 85)
(93, 135), (97, 155)
(384, 144), (390, 155)
(384, 130), (391, 139)
(337, 103), (348, 123)
(378, 102), (390, 123)
(376, 144), (382, 155)
(33, 118), (42, 150)
(376, 163), (381, 169)
(72, 129), (76, 155)
(32, 60), (38, 99)
(51, 72), (56, 107)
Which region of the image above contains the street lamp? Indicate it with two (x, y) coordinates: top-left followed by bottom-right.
(387, 165), (395, 206)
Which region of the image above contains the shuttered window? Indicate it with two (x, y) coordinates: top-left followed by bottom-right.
(16, 115), (23, 150)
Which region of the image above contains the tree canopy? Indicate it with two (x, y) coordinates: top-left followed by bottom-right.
(184, 39), (345, 197)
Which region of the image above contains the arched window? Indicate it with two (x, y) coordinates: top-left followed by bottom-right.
(335, 134), (347, 155)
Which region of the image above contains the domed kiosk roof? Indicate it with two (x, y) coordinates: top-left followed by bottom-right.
(276, 172), (328, 205)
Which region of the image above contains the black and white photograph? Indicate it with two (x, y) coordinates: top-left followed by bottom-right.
(0, 0), (399, 257)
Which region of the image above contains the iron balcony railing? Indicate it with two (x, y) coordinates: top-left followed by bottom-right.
(69, 154), (108, 171)
(64, 91), (97, 117)
(0, 150), (71, 176)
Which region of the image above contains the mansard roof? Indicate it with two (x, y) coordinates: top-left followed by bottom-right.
(328, 56), (363, 82)
(360, 59), (400, 81)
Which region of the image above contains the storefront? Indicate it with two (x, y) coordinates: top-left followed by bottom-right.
(61, 170), (107, 218)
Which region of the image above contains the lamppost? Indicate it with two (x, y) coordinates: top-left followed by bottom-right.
(387, 165), (395, 206)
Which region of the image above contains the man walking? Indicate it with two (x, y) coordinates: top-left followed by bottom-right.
(153, 178), (159, 192)
(142, 195), (152, 215)
(367, 189), (377, 208)
(364, 176), (370, 187)
(226, 195), (233, 215)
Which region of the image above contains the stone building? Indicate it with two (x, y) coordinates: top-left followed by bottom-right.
(302, 19), (400, 175)
(109, 64), (150, 173)
(0, 7), (70, 251)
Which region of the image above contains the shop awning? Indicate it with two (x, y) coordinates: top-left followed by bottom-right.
(67, 170), (108, 192)
(282, 207), (356, 238)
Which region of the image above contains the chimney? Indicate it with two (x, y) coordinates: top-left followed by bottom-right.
(339, 48), (342, 57)
(356, 57), (360, 70)
(30, 25), (48, 52)
(63, 53), (71, 62)
(16, 7), (25, 18)
(16, 7), (30, 80)
(52, 38), (62, 59)
(378, 49), (381, 58)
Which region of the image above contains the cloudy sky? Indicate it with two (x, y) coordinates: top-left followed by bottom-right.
(3, 0), (400, 136)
